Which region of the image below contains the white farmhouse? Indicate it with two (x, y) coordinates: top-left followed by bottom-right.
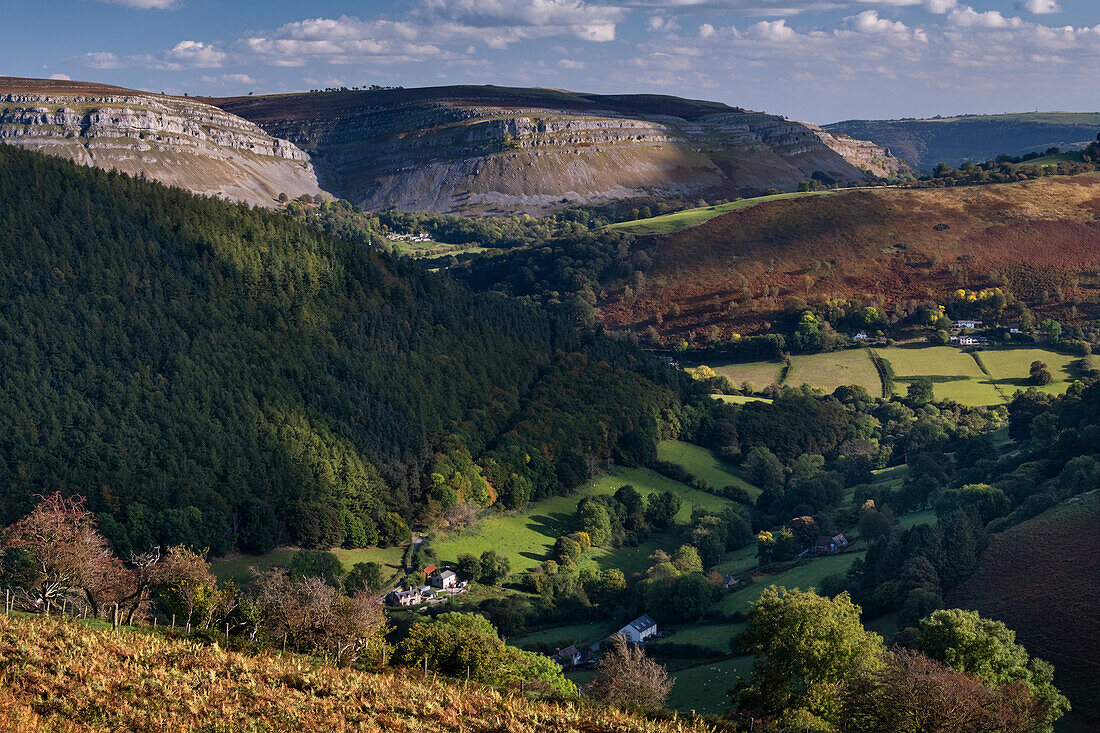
(618, 614), (658, 643)
(433, 569), (458, 589)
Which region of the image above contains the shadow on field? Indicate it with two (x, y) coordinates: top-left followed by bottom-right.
(526, 512), (573, 540)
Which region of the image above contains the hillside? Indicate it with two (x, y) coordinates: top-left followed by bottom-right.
(598, 174), (1100, 342)
(826, 113), (1100, 171)
(0, 76), (322, 208)
(0, 143), (686, 557)
(949, 491), (1100, 725)
(0, 613), (711, 732)
(207, 85), (908, 214)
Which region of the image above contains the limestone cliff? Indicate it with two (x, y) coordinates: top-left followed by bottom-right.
(803, 122), (912, 178)
(210, 86), (904, 214)
(0, 77), (322, 208)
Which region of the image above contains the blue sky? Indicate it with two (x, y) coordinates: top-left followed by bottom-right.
(4, 0), (1098, 122)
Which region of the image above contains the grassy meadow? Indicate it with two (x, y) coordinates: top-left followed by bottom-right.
(656, 440), (761, 498)
(693, 345), (1079, 407)
(609, 191), (835, 235)
(431, 462), (737, 575)
(785, 349), (882, 395)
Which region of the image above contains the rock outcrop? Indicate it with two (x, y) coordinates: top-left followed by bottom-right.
(0, 77), (322, 208)
(803, 122), (912, 178)
(210, 86), (906, 214)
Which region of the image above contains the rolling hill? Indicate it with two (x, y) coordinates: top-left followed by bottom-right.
(207, 85), (908, 214)
(949, 491), (1100, 727)
(597, 173), (1100, 343)
(0, 143), (686, 558)
(0, 76), (322, 208)
(0, 613), (715, 733)
(825, 113), (1100, 171)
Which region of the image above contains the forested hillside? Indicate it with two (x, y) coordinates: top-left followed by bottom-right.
(0, 145), (687, 556)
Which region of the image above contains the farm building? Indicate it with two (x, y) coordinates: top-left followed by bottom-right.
(550, 646), (595, 667)
(433, 570), (458, 589)
(954, 319), (983, 329)
(388, 589), (421, 607)
(421, 564), (438, 580)
(618, 614), (658, 643)
(813, 534), (849, 555)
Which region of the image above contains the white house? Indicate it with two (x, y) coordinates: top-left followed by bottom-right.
(954, 319), (983, 329)
(389, 589), (421, 607)
(433, 570), (458, 589)
(618, 614), (658, 643)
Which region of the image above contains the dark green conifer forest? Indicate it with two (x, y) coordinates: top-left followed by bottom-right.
(0, 145), (688, 556)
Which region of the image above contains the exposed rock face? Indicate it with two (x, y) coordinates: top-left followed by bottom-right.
(802, 122), (912, 178)
(210, 86), (904, 214)
(0, 77), (322, 208)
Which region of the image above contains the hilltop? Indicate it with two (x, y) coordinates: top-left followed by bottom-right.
(0, 76), (322, 208)
(826, 112), (1100, 171)
(0, 613), (711, 733)
(206, 85), (908, 214)
(597, 174), (1100, 343)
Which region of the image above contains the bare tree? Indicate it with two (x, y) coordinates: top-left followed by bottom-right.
(586, 634), (673, 711)
(840, 649), (1049, 733)
(3, 492), (119, 616)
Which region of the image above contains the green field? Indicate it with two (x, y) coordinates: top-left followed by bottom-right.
(877, 345), (1001, 406)
(608, 191), (835, 235)
(977, 347), (1079, 397)
(666, 655), (753, 715)
(660, 622), (746, 653)
(897, 508), (937, 529)
(711, 394), (773, 404)
(785, 349), (882, 395)
(431, 465), (734, 574)
(692, 359), (784, 391)
(715, 552), (866, 616)
(657, 440), (761, 498)
(711, 544), (759, 576)
(210, 544), (409, 588)
(510, 621), (615, 651)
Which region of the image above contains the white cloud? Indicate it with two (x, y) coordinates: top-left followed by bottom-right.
(165, 41), (227, 68)
(78, 51), (123, 69)
(92, 0), (176, 8)
(648, 15), (681, 32)
(419, 0), (623, 43)
(748, 19), (798, 42)
(947, 6), (1024, 29)
(853, 0), (956, 12)
(699, 23), (716, 38)
(847, 10), (909, 34)
(1016, 0), (1061, 14)
(48, 73), (71, 80)
(559, 58), (586, 68)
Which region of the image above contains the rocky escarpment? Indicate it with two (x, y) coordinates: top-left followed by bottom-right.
(803, 122), (912, 178)
(0, 77), (322, 208)
(210, 86), (906, 214)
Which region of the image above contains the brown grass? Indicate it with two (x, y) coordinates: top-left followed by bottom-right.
(604, 175), (1100, 341)
(0, 613), (720, 732)
(949, 491), (1100, 724)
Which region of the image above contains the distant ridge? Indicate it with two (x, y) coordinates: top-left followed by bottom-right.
(207, 84), (908, 214)
(826, 112), (1100, 170)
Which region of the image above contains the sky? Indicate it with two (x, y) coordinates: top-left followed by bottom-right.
(3, 0), (1098, 123)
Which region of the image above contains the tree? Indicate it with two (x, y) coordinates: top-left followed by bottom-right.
(587, 634), (672, 710)
(456, 553), (482, 582)
(157, 545), (223, 629)
(478, 550), (510, 585)
(3, 492), (121, 617)
(745, 447), (786, 492)
(1029, 360), (1053, 386)
(578, 500), (613, 546)
(934, 484), (1008, 523)
(397, 612), (575, 696)
(1038, 319), (1062, 344)
(840, 649), (1052, 733)
(733, 587), (885, 726)
(237, 498), (277, 554)
(644, 491), (682, 531)
(907, 377), (934, 406)
(344, 562), (383, 594)
(286, 550), (344, 588)
(917, 609), (1069, 731)
(553, 536), (582, 566)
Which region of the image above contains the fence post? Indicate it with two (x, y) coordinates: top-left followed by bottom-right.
(172, 614), (176, 630)
(423, 655), (427, 676)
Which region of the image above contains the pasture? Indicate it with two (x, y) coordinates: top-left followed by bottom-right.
(666, 655), (753, 715)
(711, 394), (773, 405)
(784, 349), (882, 395)
(210, 545), (408, 587)
(877, 345), (999, 406)
(714, 551), (866, 616)
(609, 190), (835, 235)
(977, 347), (1079, 397)
(430, 464), (735, 574)
(656, 440), (761, 498)
(694, 359), (784, 390)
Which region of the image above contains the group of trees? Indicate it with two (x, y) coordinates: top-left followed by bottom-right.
(0, 142), (696, 557)
(732, 587), (1068, 732)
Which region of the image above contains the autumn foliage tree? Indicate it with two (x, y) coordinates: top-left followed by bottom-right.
(587, 633), (673, 711)
(2, 492), (122, 616)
